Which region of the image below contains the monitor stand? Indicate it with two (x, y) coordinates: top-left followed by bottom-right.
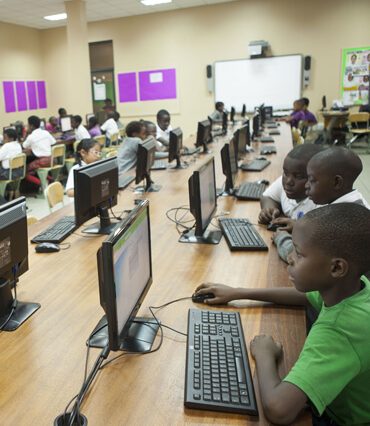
(0, 279), (40, 331)
(82, 206), (118, 235)
(135, 175), (161, 193)
(168, 156), (187, 169)
(178, 228), (222, 244)
(89, 315), (160, 353)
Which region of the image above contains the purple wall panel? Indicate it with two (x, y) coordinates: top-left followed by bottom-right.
(27, 81), (38, 110)
(117, 73), (138, 103)
(3, 81), (16, 113)
(15, 81), (27, 111)
(37, 81), (47, 109)
(138, 68), (177, 101)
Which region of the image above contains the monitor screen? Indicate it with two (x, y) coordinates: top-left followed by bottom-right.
(60, 116), (72, 132)
(168, 127), (183, 166)
(74, 157), (119, 234)
(86, 113), (95, 125)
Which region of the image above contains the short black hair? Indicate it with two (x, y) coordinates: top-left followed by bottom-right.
(143, 120), (156, 128)
(104, 98), (112, 103)
(301, 203), (370, 274)
(58, 108), (66, 115)
(114, 111), (120, 120)
(287, 144), (325, 163)
(126, 121), (144, 137)
(28, 115), (40, 129)
(72, 115), (82, 125)
(156, 109), (170, 120)
(4, 128), (17, 141)
(215, 101), (224, 109)
(88, 116), (98, 128)
(75, 138), (99, 165)
(301, 97), (310, 106)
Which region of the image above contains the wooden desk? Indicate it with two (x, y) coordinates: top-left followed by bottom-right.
(322, 110), (349, 130)
(0, 123), (310, 425)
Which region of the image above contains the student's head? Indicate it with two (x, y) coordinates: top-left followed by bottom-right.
(58, 108), (67, 117)
(350, 54), (357, 64)
(75, 139), (101, 165)
(288, 203), (370, 293)
(71, 115), (82, 129)
(113, 111), (121, 122)
(48, 116), (58, 127)
(156, 109), (171, 131)
(3, 128), (17, 143)
(104, 98), (113, 106)
(293, 99), (304, 112)
(348, 73), (354, 82)
(28, 115), (40, 131)
(126, 121), (146, 140)
(306, 147), (363, 204)
(88, 116), (98, 129)
(300, 97), (310, 111)
(143, 120), (157, 139)
(215, 102), (224, 112)
(107, 111), (115, 120)
(282, 144), (325, 201)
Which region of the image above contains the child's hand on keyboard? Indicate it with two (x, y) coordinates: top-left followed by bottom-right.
(250, 335), (283, 361)
(258, 208), (280, 224)
(194, 283), (238, 305)
(271, 217), (296, 233)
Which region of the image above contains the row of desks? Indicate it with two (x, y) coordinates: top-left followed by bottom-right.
(0, 123), (310, 425)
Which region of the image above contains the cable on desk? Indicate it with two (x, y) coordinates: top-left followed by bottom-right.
(165, 206), (195, 235)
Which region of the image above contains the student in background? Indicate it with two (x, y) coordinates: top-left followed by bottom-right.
(301, 98), (317, 125)
(143, 120), (168, 159)
(210, 101), (225, 123)
(117, 121), (146, 173)
(66, 138), (101, 197)
(45, 116), (59, 133)
(194, 203), (370, 426)
(114, 111), (125, 130)
(71, 115), (90, 141)
(101, 111), (119, 145)
(87, 116), (102, 138)
(0, 128), (22, 180)
(102, 98), (115, 113)
(279, 99), (305, 128)
(156, 109), (172, 150)
(58, 107), (67, 125)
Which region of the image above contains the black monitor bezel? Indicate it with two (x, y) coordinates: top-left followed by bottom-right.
(195, 119), (211, 149)
(135, 137), (156, 186)
(168, 127), (183, 164)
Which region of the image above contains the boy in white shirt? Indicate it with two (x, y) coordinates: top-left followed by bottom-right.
(71, 115), (90, 141)
(0, 128), (22, 179)
(156, 109), (172, 151)
(101, 111), (119, 146)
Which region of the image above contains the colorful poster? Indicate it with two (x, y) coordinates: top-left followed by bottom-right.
(341, 46), (370, 106)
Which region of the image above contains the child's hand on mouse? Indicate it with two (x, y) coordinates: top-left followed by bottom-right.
(195, 283), (237, 305)
(258, 208), (280, 224)
(271, 217), (296, 233)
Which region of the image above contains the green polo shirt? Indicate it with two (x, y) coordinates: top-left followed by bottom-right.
(284, 276), (370, 425)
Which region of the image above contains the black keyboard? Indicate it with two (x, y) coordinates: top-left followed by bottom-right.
(260, 136), (275, 143)
(184, 309), (258, 416)
(31, 216), (76, 244)
(240, 159), (270, 172)
(260, 145), (277, 155)
(183, 147), (201, 156)
(269, 130), (280, 135)
(151, 160), (167, 170)
(218, 218), (268, 251)
(235, 182), (267, 200)
(119, 174), (135, 189)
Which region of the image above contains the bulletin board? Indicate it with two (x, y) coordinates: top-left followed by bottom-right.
(340, 46), (370, 106)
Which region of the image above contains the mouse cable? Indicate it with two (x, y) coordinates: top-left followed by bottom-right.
(59, 242), (71, 250)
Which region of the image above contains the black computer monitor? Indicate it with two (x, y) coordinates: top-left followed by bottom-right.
(168, 127), (184, 168)
(135, 137), (158, 192)
(252, 114), (261, 140)
(60, 115), (72, 132)
(179, 157), (221, 245)
(322, 95), (327, 110)
(220, 141), (238, 194)
(241, 104), (246, 118)
(222, 111), (228, 135)
(195, 119), (212, 153)
(89, 200), (158, 352)
(74, 157), (119, 235)
(86, 113), (95, 125)
(0, 197), (40, 331)
(259, 104), (265, 126)
(264, 106), (273, 121)
(234, 123), (250, 158)
(230, 107), (236, 124)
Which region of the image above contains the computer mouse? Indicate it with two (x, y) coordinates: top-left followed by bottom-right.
(256, 156), (267, 161)
(267, 223), (279, 232)
(257, 179), (270, 185)
(35, 242), (60, 253)
(192, 292), (215, 303)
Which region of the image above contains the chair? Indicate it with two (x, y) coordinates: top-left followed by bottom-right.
(44, 181), (65, 212)
(105, 149), (117, 158)
(119, 128), (126, 139)
(27, 215), (38, 226)
(110, 132), (119, 146)
(0, 153), (26, 200)
(94, 135), (106, 147)
(65, 140), (80, 173)
(347, 112), (370, 149)
(37, 144), (66, 192)
(291, 127), (301, 144)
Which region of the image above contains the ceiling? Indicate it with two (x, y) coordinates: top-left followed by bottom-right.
(0, 0), (239, 30)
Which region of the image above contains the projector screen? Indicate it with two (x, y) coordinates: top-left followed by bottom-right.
(214, 55), (303, 112)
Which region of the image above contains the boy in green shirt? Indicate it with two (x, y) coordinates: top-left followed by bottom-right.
(194, 203), (370, 425)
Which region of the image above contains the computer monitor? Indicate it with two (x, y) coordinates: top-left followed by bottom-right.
(89, 200), (158, 352)
(258, 104), (265, 126)
(220, 141), (238, 194)
(222, 111), (228, 135)
(74, 157), (119, 235)
(234, 123), (250, 157)
(195, 119), (212, 153)
(60, 115), (72, 132)
(86, 113), (95, 125)
(241, 104), (246, 118)
(322, 95), (327, 110)
(168, 127), (184, 168)
(0, 197), (40, 331)
(252, 114), (261, 140)
(230, 107), (236, 124)
(264, 106), (273, 121)
(136, 137), (159, 192)
(179, 157), (221, 245)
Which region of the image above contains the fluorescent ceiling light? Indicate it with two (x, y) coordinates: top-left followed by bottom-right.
(141, 0), (172, 6)
(44, 13), (67, 21)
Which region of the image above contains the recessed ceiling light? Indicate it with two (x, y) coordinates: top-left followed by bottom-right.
(141, 0), (172, 6)
(44, 13), (67, 21)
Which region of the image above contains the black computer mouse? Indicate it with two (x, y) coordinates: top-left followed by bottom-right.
(192, 292), (215, 303)
(256, 156), (267, 161)
(257, 179), (270, 185)
(35, 242), (60, 253)
(267, 223), (279, 232)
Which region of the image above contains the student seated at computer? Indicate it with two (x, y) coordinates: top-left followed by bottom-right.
(71, 115), (90, 141)
(66, 138), (102, 197)
(0, 128), (22, 180)
(301, 97), (317, 125)
(45, 116), (59, 133)
(278, 99), (305, 128)
(102, 97), (115, 113)
(195, 203), (370, 426)
(259, 144), (324, 226)
(156, 109), (172, 151)
(209, 101), (226, 123)
(87, 116), (102, 138)
(142, 120), (168, 159)
(101, 111), (119, 146)
(117, 121), (146, 173)
(272, 146), (370, 263)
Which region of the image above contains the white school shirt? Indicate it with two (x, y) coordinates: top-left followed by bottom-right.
(75, 124), (90, 141)
(22, 128), (56, 157)
(101, 118), (119, 139)
(330, 189), (370, 209)
(263, 176), (317, 219)
(156, 124), (172, 145)
(65, 161), (87, 193)
(0, 141), (22, 169)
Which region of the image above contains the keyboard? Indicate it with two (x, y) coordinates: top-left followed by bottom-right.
(151, 160), (167, 170)
(184, 309), (258, 416)
(269, 130), (280, 135)
(240, 159), (270, 172)
(265, 123), (278, 129)
(119, 174), (135, 189)
(183, 147), (201, 156)
(218, 218), (268, 251)
(31, 216), (76, 244)
(260, 145), (277, 155)
(260, 136), (275, 143)
(234, 182), (267, 200)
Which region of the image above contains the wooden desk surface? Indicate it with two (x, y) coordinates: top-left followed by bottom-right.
(0, 123), (310, 425)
